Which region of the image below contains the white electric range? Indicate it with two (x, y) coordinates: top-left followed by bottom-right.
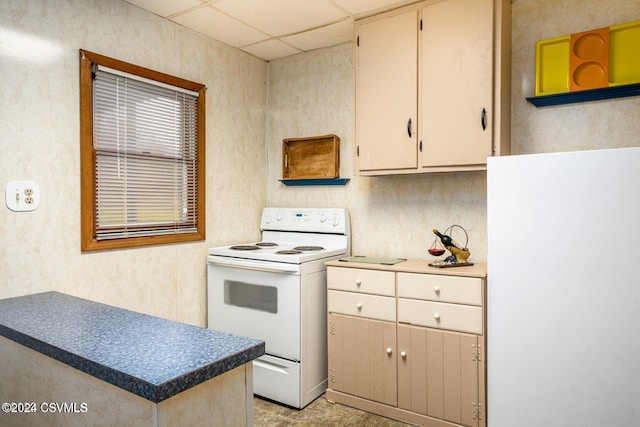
(207, 207), (350, 408)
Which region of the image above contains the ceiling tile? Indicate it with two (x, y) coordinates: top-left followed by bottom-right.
(329, 0), (417, 17)
(123, 0), (202, 17)
(123, 0), (429, 61)
(241, 39), (302, 61)
(213, 0), (347, 36)
(282, 19), (354, 51)
(171, 5), (269, 48)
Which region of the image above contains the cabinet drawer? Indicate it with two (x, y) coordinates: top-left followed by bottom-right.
(398, 299), (482, 334)
(328, 290), (396, 322)
(328, 267), (395, 296)
(397, 273), (482, 306)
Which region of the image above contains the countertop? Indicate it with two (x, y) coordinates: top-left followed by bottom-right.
(0, 291), (264, 403)
(327, 258), (487, 278)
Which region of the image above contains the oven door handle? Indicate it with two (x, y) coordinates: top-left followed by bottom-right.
(207, 256), (301, 274)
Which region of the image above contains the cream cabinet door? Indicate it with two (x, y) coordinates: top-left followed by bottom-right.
(328, 313), (397, 406)
(355, 9), (418, 172)
(398, 325), (482, 426)
(420, 0), (494, 168)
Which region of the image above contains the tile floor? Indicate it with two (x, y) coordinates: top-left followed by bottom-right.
(253, 394), (412, 427)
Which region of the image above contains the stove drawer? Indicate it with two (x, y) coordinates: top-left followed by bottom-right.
(398, 299), (482, 335)
(328, 290), (395, 322)
(253, 355), (301, 408)
(327, 267), (395, 296)
(397, 273), (482, 306)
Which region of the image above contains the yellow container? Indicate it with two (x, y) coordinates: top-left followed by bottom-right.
(609, 20), (640, 86)
(535, 35), (570, 96)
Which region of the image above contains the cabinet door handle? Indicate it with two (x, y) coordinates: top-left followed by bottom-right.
(386, 347), (393, 355)
(481, 108), (487, 131)
(407, 118), (412, 138)
(400, 351), (407, 359)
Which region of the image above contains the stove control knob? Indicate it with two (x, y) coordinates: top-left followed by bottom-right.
(332, 215), (340, 226)
(320, 214), (327, 222)
(276, 213), (283, 221)
(265, 215), (272, 224)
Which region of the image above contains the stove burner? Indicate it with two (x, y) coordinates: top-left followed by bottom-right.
(293, 246), (324, 251)
(255, 242), (278, 247)
(229, 245), (261, 251)
(276, 250), (303, 255)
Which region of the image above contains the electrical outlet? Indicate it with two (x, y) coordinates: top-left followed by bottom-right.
(5, 181), (40, 212)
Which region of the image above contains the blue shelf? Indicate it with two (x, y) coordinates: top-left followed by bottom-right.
(279, 178), (350, 186)
(526, 83), (640, 107)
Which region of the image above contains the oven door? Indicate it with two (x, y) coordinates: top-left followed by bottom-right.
(207, 255), (301, 361)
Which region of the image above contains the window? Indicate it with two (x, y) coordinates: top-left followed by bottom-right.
(79, 50), (205, 251)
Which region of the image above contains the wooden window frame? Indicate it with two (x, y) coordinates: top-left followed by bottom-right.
(79, 49), (206, 251)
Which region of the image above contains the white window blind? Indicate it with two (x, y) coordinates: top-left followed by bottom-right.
(92, 65), (199, 240)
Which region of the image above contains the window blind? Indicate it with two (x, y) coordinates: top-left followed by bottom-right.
(93, 66), (199, 240)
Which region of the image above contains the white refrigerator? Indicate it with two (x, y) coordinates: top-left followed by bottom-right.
(487, 147), (640, 427)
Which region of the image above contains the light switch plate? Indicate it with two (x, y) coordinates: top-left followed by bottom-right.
(5, 181), (40, 212)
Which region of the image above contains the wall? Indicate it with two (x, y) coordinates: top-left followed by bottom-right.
(511, 0), (640, 155)
(2, 0), (639, 328)
(0, 0), (267, 326)
(266, 45), (488, 261)
(266, 0), (640, 262)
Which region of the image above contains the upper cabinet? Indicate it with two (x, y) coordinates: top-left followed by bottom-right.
(355, 9), (419, 171)
(354, 0), (511, 175)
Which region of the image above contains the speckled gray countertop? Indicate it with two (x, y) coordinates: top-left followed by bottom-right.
(0, 291), (264, 403)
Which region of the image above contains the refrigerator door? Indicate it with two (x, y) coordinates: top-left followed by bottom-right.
(487, 148), (640, 427)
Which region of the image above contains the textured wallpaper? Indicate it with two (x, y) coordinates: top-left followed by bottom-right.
(2, 0), (639, 327)
(266, 41), (489, 263)
(0, 0), (267, 326)
(511, 0), (640, 156)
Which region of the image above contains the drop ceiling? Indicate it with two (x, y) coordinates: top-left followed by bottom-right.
(122, 0), (419, 61)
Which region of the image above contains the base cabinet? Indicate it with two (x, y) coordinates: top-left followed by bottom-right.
(398, 326), (482, 425)
(328, 314), (397, 406)
(327, 261), (487, 427)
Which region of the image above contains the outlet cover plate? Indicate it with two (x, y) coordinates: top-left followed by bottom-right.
(5, 181), (40, 212)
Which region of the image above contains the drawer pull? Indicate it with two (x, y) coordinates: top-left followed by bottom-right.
(386, 347), (392, 355)
(400, 351), (407, 359)
(355, 279), (362, 287)
(356, 303), (363, 310)
(433, 286), (440, 294)
(434, 313), (441, 321)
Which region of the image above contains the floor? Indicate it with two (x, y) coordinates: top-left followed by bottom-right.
(253, 394), (412, 427)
